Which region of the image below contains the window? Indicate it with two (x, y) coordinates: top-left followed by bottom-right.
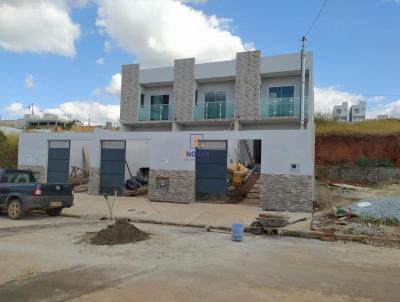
(150, 95), (169, 120)
(1, 171), (35, 184)
(205, 91), (226, 103)
(336, 109), (342, 114)
(195, 89), (198, 105)
(354, 108), (360, 114)
(204, 91), (226, 119)
(140, 93), (145, 106)
(269, 86), (294, 99)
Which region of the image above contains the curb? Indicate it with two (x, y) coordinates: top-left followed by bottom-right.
(61, 213), (399, 246)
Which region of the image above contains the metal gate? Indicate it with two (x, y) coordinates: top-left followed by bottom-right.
(100, 140), (126, 195)
(195, 140), (227, 195)
(47, 140), (70, 183)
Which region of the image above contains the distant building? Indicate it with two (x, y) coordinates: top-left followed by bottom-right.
(332, 101), (366, 122)
(25, 113), (69, 129)
(349, 101), (366, 122)
(333, 101), (349, 122)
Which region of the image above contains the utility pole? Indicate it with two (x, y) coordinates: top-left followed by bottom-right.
(28, 103), (35, 115)
(88, 115), (91, 126)
(300, 36), (307, 129)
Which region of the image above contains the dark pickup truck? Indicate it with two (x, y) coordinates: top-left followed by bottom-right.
(0, 169), (74, 219)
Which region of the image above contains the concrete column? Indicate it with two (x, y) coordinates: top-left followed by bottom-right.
(120, 64), (140, 124)
(235, 51), (261, 120)
(172, 58), (195, 121)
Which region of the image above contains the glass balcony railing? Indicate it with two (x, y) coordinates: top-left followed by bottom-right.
(194, 101), (234, 120)
(138, 104), (171, 121)
(259, 97), (309, 118)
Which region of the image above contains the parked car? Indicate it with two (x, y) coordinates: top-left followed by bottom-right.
(0, 169), (74, 219)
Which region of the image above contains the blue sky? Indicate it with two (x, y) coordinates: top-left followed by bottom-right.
(0, 0), (399, 123)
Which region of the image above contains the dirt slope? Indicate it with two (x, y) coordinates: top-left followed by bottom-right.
(316, 135), (400, 167)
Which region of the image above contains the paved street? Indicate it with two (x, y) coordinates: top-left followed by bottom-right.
(1, 213), (400, 302)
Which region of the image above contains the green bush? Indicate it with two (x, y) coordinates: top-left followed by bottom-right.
(0, 129), (19, 169)
(355, 156), (395, 168)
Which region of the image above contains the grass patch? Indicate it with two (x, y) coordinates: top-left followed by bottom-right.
(316, 119), (400, 136)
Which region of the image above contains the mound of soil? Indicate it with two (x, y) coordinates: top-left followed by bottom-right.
(90, 219), (149, 245)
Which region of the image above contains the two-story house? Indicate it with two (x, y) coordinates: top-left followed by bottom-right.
(17, 50), (315, 212)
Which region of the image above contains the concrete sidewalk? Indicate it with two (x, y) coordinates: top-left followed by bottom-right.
(63, 193), (312, 232)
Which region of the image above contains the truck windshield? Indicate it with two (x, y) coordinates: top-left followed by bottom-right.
(1, 171), (35, 184)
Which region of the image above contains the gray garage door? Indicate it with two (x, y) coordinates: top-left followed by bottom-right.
(47, 140), (70, 183)
(195, 140), (227, 195)
(100, 140), (126, 195)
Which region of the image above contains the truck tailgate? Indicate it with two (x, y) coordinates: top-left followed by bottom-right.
(40, 184), (73, 196)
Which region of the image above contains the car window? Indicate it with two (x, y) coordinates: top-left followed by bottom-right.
(1, 172), (35, 184)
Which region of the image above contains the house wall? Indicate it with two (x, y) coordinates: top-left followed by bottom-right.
(172, 58), (195, 121)
(18, 125), (315, 211)
(120, 64), (140, 124)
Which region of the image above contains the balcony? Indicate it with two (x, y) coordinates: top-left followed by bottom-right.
(259, 97), (309, 118)
(194, 101), (234, 120)
(138, 104), (171, 121)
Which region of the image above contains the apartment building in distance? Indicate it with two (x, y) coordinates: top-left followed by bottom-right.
(333, 101), (366, 122)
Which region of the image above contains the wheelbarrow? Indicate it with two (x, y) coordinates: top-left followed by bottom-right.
(250, 213), (308, 235)
(250, 213), (289, 235)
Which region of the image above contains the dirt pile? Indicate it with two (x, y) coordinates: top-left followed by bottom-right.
(315, 135), (400, 167)
(90, 219), (149, 245)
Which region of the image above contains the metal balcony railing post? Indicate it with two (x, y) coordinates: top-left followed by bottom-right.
(219, 101), (222, 118)
(205, 103), (208, 119)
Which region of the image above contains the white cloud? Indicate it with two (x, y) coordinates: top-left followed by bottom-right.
(105, 73), (122, 97)
(0, 1), (80, 57)
(104, 40), (112, 52)
(96, 57), (105, 64)
(5, 101), (119, 125)
(44, 101), (120, 124)
(314, 86), (364, 113)
(96, 0), (254, 67)
(93, 88), (102, 97)
(368, 99), (400, 118)
(25, 74), (35, 88)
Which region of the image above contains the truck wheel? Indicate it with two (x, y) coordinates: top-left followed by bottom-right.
(46, 208), (62, 217)
(7, 199), (25, 220)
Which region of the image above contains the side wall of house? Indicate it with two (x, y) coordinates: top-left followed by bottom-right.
(120, 64), (140, 124)
(173, 58), (195, 121)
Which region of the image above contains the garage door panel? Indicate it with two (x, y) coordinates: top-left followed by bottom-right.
(196, 150), (226, 164)
(196, 179), (226, 194)
(47, 172), (69, 184)
(101, 149), (126, 161)
(100, 175), (125, 187)
(100, 161), (125, 174)
(48, 148), (70, 160)
(100, 141), (126, 195)
(48, 159), (70, 172)
(196, 164), (226, 179)
(47, 141), (70, 184)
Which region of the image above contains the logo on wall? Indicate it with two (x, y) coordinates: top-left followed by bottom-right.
(183, 134), (208, 160)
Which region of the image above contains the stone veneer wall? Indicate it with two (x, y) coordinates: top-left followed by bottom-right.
(316, 166), (400, 185)
(18, 165), (47, 183)
(260, 174), (314, 212)
(172, 58), (195, 121)
(88, 167), (100, 195)
(148, 169), (195, 203)
(235, 51), (261, 120)
(120, 64), (140, 124)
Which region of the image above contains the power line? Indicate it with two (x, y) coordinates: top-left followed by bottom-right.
(304, 0), (328, 36)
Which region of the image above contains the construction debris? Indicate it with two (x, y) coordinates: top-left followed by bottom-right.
(345, 198), (400, 222)
(90, 219), (149, 245)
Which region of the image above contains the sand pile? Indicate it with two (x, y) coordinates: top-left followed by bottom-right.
(90, 219), (149, 245)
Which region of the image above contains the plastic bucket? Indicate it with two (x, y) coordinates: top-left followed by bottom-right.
(231, 223), (245, 242)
